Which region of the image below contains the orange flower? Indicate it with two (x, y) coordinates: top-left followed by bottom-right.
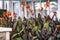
(6, 11), (10, 17)
(13, 12), (17, 17)
(53, 12), (57, 16)
(30, 9), (33, 14)
(3, 12), (8, 17)
(8, 11), (11, 16)
(3, 11), (11, 17)
(45, 1), (49, 7)
(38, 7), (43, 12)
(21, 1), (25, 6)
(6, 13), (9, 17)
(3, 12), (6, 17)
(26, 4), (30, 9)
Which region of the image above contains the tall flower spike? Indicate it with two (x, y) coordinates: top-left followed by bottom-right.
(13, 12), (17, 18)
(45, 1), (50, 8)
(38, 7), (43, 12)
(21, 1), (26, 6)
(53, 11), (57, 16)
(26, 4), (30, 10)
(8, 11), (11, 16)
(30, 9), (33, 14)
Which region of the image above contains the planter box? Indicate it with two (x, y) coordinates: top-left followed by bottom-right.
(0, 27), (12, 40)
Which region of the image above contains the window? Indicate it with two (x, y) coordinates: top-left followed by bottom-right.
(13, 1), (20, 19)
(4, 1), (9, 11)
(0, 1), (3, 9)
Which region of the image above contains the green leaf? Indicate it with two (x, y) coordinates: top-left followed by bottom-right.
(44, 22), (49, 29)
(56, 17), (58, 22)
(32, 26), (38, 33)
(48, 37), (52, 40)
(14, 37), (23, 40)
(52, 15), (54, 20)
(38, 25), (41, 30)
(19, 26), (25, 33)
(17, 27), (20, 32)
(33, 36), (37, 40)
(4, 20), (8, 26)
(13, 22), (17, 30)
(0, 23), (3, 27)
(43, 17), (46, 24)
(29, 19), (32, 24)
(12, 33), (18, 38)
(12, 26), (25, 38)
(8, 17), (12, 23)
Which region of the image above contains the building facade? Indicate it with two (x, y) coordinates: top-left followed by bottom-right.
(0, 0), (59, 20)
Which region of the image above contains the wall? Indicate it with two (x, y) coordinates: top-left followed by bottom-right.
(57, 0), (60, 21)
